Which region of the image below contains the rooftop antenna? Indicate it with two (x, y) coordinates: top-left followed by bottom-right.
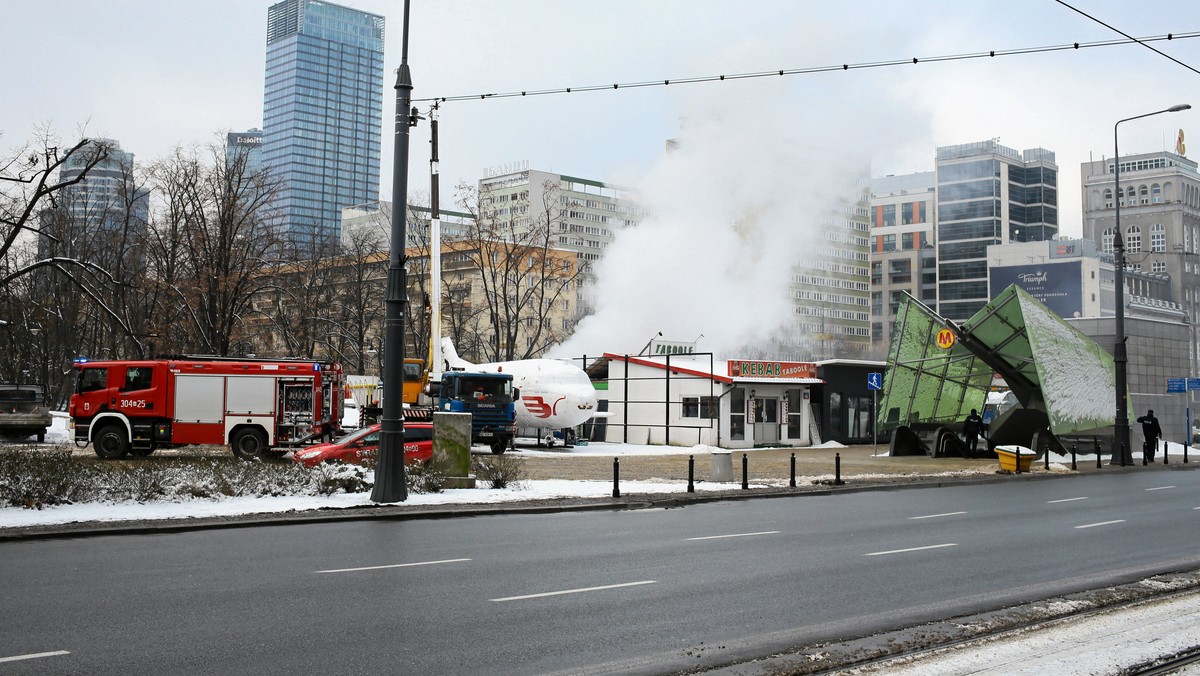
(638, 331), (663, 356)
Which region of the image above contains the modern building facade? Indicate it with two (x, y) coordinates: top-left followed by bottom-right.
(781, 177), (873, 360)
(935, 141), (1058, 320)
(226, 128), (263, 174)
(475, 166), (641, 320)
(40, 138), (150, 261)
(869, 172), (936, 353)
(263, 0), (384, 247)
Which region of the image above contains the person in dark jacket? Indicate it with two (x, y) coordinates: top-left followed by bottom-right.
(1137, 409), (1163, 461)
(963, 408), (984, 456)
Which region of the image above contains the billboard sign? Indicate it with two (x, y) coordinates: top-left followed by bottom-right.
(989, 261), (1083, 319)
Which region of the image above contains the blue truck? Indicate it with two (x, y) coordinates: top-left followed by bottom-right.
(436, 371), (516, 454)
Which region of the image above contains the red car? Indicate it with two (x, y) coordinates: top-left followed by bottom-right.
(292, 423), (433, 468)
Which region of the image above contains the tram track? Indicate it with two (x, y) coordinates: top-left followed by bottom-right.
(702, 569), (1200, 675)
(1126, 645), (1200, 676)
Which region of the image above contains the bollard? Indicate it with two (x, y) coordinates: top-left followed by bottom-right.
(1015, 446), (1021, 474)
(1044, 444), (1050, 470)
(1164, 439), (1169, 465)
(1143, 442), (1148, 466)
(613, 457), (620, 498)
(789, 452), (796, 488)
(741, 453), (749, 490)
(1095, 438), (1102, 469)
(1071, 443), (1077, 471)
(834, 452), (844, 485)
(687, 455), (695, 493)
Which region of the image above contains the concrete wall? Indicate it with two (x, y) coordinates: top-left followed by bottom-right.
(1070, 315), (1195, 445)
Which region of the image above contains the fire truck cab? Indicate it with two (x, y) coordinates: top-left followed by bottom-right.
(70, 357), (344, 460)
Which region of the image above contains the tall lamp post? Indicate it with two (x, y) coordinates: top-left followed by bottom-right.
(1112, 103), (1191, 466)
(372, 0), (419, 502)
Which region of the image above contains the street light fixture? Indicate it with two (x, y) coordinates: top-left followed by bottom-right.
(1112, 103), (1191, 466)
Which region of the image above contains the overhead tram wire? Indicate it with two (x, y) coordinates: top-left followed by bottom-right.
(1053, 1), (1200, 76)
(413, 31), (1200, 105)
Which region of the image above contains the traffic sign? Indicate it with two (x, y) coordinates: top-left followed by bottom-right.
(935, 329), (956, 349)
(1167, 378), (1187, 393)
(1189, 378), (1200, 391)
(867, 372), (883, 391)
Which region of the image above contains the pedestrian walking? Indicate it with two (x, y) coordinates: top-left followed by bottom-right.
(963, 408), (984, 457)
(1137, 409), (1162, 461)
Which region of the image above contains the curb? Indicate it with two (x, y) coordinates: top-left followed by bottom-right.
(0, 468), (1094, 542)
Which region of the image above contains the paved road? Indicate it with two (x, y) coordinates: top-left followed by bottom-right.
(2, 469), (1198, 674)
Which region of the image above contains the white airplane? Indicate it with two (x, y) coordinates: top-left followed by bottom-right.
(440, 337), (599, 439)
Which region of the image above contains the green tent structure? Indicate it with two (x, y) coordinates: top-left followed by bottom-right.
(879, 284), (1126, 458)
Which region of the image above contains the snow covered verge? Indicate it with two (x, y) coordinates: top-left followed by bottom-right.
(0, 413), (1046, 531)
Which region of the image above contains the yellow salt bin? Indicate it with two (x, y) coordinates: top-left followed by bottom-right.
(995, 445), (1036, 472)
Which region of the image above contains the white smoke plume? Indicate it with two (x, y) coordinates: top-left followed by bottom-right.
(556, 76), (925, 361)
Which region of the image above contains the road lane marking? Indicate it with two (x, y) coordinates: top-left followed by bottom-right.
(1048, 497), (1088, 503)
(1075, 520), (1126, 529)
(908, 511), (967, 520)
(491, 580), (656, 602)
(1146, 486), (1176, 491)
(686, 530), (781, 541)
(865, 543), (957, 557)
(0, 651), (70, 664)
(316, 558), (471, 574)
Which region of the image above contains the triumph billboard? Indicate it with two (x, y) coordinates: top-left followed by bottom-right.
(989, 261), (1083, 319)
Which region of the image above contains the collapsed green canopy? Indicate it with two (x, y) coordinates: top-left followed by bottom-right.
(879, 284), (1123, 436)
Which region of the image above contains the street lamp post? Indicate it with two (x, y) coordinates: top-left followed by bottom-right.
(372, 0), (418, 502)
(1112, 103), (1191, 466)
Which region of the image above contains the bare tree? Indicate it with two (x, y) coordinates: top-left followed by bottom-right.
(330, 224), (386, 374)
(452, 180), (583, 361)
(149, 143), (280, 356)
(0, 130), (155, 402)
(258, 230), (344, 359)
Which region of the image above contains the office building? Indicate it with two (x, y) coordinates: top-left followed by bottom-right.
(476, 165), (641, 320)
(781, 175), (873, 360)
(935, 141), (1058, 320)
(1081, 147), (1200, 374)
(869, 172), (936, 353)
(1080, 150), (1200, 327)
(40, 138), (149, 260)
(263, 0), (384, 247)
(226, 128), (263, 174)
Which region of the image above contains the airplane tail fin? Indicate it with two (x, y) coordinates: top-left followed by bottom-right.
(441, 336), (473, 371)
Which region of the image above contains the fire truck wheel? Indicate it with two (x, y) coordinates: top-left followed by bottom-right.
(231, 428), (268, 461)
(93, 424), (130, 459)
(490, 440), (506, 455)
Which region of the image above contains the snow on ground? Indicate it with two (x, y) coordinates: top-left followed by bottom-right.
(6, 414), (1192, 531)
(1, 415), (854, 529)
(854, 587), (1200, 675)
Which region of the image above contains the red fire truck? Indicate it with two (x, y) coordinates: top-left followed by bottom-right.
(69, 356), (344, 460)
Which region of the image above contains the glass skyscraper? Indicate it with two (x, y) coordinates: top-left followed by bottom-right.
(263, 0), (384, 248)
(935, 140), (1058, 320)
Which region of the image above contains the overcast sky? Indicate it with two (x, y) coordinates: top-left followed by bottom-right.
(5, 1), (1200, 237)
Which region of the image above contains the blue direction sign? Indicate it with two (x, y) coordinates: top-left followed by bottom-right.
(867, 372), (883, 391)
(1167, 378), (1187, 393)
(1189, 378), (1200, 391)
